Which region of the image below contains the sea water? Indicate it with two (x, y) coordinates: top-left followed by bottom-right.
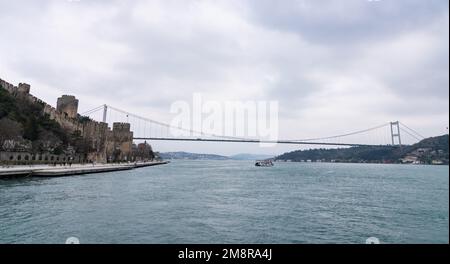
(0, 160), (448, 244)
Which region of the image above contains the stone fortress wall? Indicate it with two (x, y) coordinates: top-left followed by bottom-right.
(0, 78), (136, 164)
(1, 78), (83, 133)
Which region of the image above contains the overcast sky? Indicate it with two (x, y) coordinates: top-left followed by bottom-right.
(0, 0), (448, 155)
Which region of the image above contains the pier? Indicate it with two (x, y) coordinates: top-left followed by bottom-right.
(0, 161), (169, 178)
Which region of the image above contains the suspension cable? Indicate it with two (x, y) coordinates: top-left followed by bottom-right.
(289, 123), (390, 142)
(105, 105), (249, 141)
(400, 128), (422, 142)
(399, 122), (425, 139)
(80, 105), (104, 116)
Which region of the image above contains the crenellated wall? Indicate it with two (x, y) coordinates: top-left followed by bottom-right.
(1, 78), (84, 133)
(1, 77), (138, 164)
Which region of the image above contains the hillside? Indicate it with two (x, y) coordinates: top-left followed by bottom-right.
(275, 135), (449, 165)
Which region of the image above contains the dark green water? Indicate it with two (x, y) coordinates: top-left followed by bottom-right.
(0, 161), (448, 244)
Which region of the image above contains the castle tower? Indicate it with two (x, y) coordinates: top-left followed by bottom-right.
(18, 83), (30, 94)
(56, 95), (79, 119)
(107, 122), (134, 162)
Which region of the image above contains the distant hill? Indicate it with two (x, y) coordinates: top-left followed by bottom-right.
(275, 135), (449, 165)
(229, 153), (275, 160)
(158, 152), (275, 160)
(158, 152), (230, 160)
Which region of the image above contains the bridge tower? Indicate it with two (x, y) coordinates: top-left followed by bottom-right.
(390, 121), (402, 146)
(102, 104), (108, 123)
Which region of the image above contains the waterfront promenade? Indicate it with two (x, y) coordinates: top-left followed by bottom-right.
(0, 161), (169, 177)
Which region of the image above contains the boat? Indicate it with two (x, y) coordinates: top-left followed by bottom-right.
(255, 160), (274, 167)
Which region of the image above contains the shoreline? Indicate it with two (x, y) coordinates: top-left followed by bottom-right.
(154, 159), (449, 166)
(0, 161), (169, 178)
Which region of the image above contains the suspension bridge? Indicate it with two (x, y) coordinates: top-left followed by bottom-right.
(81, 104), (426, 148)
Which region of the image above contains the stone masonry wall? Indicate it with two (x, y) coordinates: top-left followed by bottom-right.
(1, 77), (136, 164)
(1, 78), (109, 163)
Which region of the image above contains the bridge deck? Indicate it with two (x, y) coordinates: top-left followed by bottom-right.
(133, 137), (388, 147)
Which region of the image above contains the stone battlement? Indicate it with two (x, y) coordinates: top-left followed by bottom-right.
(1, 78), (84, 133)
(113, 122), (131, 131)
(0, 78), (23, 94)
(0, 77), (140, 164)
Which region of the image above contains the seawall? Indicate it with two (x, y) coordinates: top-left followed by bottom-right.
(0, 161), (169, 177)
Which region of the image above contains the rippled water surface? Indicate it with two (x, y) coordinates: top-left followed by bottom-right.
(0, 161), (448, 244)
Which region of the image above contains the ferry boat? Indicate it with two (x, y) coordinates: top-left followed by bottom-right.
(255, 160), (274, 167)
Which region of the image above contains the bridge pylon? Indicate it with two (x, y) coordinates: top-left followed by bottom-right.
(390, 121), (402, 147)
(102, 104), (108, 123)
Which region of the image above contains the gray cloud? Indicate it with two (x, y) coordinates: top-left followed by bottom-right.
(246, 0), (448, 43)
(0, 0), (448, 155)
